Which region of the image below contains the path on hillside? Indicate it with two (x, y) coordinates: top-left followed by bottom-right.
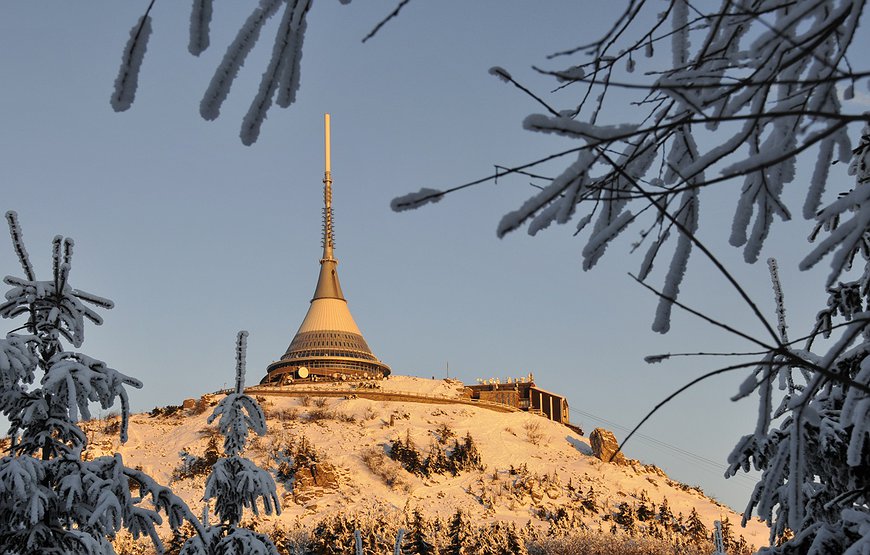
(246, 385), (521, 414)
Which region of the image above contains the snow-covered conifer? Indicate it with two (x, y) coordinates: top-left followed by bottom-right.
(614, 502), (637, 535)
(446, 509), (472, 555)
(447, 432), (483, 473)
(180, 331), (280, 555)
(0, 212), (202, 554)
(503, 522), (526, 555)
(402, 508), (437, 555)
(723, 125), (870, 554)
(685, 507), (707, 545)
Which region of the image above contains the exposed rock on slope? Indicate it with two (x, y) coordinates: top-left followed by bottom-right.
(589, 427), (628, 465)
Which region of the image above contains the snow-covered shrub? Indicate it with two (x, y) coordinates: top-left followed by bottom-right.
(527, 532), (715, 555)
(360, 447), (410, 492)
(180, 331), (280, 555)
(173, 435), (220, 482)
(305, 407), (334, 421)
(523, 420), (544, 446)
(191, 397), (211, 415)
(0, 212), (202, 555)
(362, 406), (377, 421)
(149, 404), (184, 419)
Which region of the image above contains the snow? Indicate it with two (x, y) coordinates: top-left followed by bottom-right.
(487, 66), (512, 83)
(199, 0), (283, 122)
(93, 376), (771, 548)
(111, 14), (152, 112)
(188, 0), (213, 57)
(522, 114), (638, 142)
(390, 188), (444, 212)
(240, 0), (311, 146)
(652, 190), (697, 334)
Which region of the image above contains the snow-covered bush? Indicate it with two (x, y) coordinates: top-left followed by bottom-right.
(0, 211), (202, 554)
(360, 447), (410, 492)
(180, 331), (280, 555)
(173, 436), (220, 482)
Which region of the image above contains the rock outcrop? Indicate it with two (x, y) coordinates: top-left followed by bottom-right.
(590, 427), (627, 465)
(292, 461), (340, 504)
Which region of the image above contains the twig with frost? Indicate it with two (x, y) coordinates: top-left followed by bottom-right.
(361, 0), (412, 44)
(111, 0), (155, 112)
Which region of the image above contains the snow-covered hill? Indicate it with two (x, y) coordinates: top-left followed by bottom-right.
(82, 376), (770, 553)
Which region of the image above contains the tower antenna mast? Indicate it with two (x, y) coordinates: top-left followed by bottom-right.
(261, 112), (392, 385)
(322, 113), (335, 261)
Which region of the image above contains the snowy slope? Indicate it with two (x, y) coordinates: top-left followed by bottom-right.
(82, 376), (770, 550)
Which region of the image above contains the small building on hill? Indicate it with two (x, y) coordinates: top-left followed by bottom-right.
(466, 379), (573, 428)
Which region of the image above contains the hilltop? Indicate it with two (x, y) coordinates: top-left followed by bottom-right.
(83, 376), (770, 553)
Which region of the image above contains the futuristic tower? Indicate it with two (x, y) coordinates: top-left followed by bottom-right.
(262, 114), (391, 384)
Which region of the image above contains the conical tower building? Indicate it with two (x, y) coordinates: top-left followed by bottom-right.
(262, 114), (390, 384)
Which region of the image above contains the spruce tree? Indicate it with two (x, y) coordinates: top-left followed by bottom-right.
(636, 496), (653, 522)
(470, 522), (499, 555)
(614, 502), (636, 535)
(502, 523), (526, 555)
(581, 486), (599, 514)
(685, 507), (708, 546)
(448, 433), (482, 474)
(0, 212), (201, 554)
(446, 509), (472, 555)
(391, 432), (424, 476)
(403, 508), (438, 555)
(180, 331), (280, 555)
(658, 497), (675, 533)
(720, 515), (733, 552)
(423, 440), (449, 476)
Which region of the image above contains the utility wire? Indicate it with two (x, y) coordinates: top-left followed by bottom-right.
(569, 407), (759, 489)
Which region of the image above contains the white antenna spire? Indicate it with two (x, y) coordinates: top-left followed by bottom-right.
(322, 113), (335, 261)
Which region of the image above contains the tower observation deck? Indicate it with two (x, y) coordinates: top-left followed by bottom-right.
(262, 114), (391, 384)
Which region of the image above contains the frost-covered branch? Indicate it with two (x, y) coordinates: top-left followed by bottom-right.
(188, 0), (214, 56)
(391, 0), (868, 340)
(240, 0), (311, 145)
(110, 0), (155, 112)
(361, 0), (413, 44)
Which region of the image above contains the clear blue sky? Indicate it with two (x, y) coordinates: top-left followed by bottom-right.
(1, 2), (867, 512)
